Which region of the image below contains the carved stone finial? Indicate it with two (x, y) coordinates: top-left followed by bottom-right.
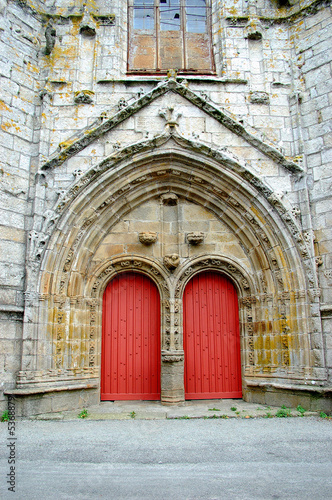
(159, 106), (182, 128)
(164, 254), (180, 270)
(186, 232), (205, 245)
(73, 168), (83, 178)
(99, 111), (108, 123)
(118, 98), (128, 110)
(161, 193), (178, 206)
(167, 69), (178, 80)
(139, 232), (158, 245)
(291, 205), (301, 219)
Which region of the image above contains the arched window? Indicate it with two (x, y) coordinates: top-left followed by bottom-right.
(128, 0), (215, 74)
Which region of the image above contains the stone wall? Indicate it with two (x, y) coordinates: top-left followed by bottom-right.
(0, 0), (43, 407)
(291, 3), (332, 378)
(0, 0), (331, 414)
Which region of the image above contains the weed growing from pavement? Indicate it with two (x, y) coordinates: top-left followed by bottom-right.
(297, 405), (306, 416)
(129, 411), (136, 419)
(319, 412), (328, 418)
(1, 410), (9, 422)
(78, 409), (88, 419)
(276, 407), (292, 418)
(208, 408), (220, 411)
(230, 407), (237, 411)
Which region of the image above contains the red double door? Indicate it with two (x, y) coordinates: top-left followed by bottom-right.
(101, 271), (241, 400)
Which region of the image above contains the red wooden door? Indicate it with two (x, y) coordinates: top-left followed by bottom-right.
(184, 271), (242, 399)
(101, 272), (160, 400)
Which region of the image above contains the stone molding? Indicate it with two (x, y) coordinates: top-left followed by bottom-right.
(161, 350), (184, 363)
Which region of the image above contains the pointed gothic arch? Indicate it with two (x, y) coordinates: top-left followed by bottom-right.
(18, 136), (326, 404)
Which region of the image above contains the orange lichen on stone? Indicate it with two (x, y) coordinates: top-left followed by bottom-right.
(59, 138), (76, 150)
(251, 206), (266, 225)
(27, 62), (39, 74)
(0, 100), (11, 112)
(1, 121), (21, 133)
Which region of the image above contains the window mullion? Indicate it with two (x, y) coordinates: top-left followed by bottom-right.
(156, 1), (160, 71)
(181, 0), (186, 71)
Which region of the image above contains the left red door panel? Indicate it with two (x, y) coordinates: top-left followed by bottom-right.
(101, 272), (161, 400)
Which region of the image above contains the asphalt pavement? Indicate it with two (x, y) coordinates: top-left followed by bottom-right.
(1, 411), (331, 500)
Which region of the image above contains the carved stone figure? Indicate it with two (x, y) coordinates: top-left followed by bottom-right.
(139, 232), (158, 245)
(186, 232), (205, 245)
(164, 254), (180, 270)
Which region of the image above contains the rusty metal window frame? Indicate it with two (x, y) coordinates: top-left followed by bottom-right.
(127, 0), (215, 74)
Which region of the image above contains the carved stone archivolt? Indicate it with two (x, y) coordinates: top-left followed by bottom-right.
(174, 257), (254, 298)
(89, 256), (170, 299)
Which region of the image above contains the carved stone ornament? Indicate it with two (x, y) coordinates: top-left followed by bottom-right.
(79, 6), (97, 36)
(45, 23), (56, 55)
(161, 350), (184, 363)
(186, 232), (205, 245)
(244, 18), (263, 40)
(139, 232), (158, 245)
(164, 254), (180, 270)
(249, 91), (270, 105)
(74, 90), (94, 104)
(161, 193), (178, 205)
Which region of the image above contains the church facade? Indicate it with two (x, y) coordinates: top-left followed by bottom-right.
(0, 0), (331, 416)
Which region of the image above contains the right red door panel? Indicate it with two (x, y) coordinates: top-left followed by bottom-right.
(184, 271), (242, 399)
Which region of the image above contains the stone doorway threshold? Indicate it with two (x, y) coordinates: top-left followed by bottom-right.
(30, 399), (320, 420)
